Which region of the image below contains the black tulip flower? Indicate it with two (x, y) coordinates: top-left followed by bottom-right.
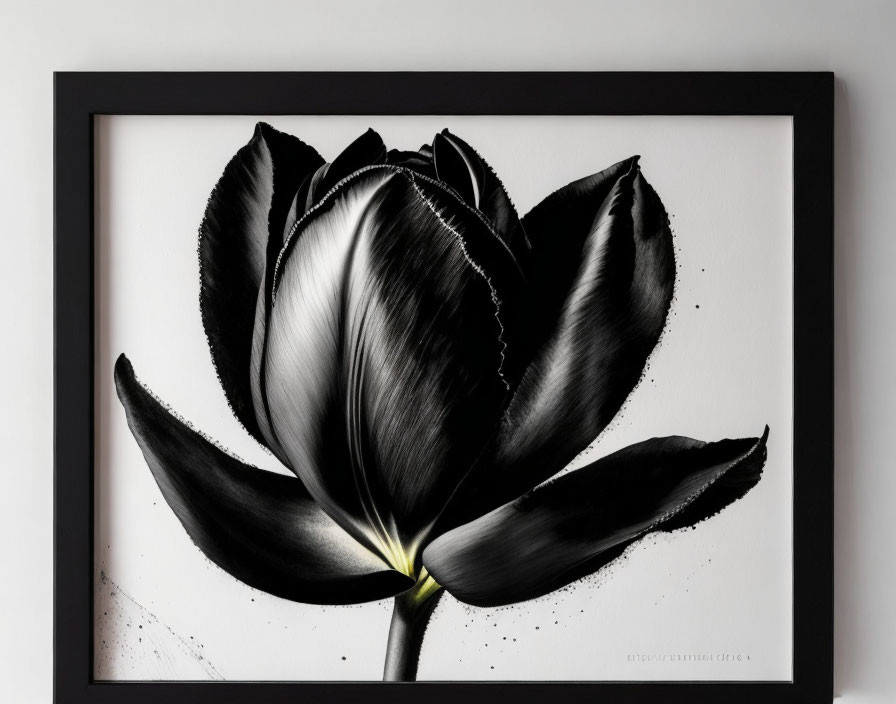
(115, 123), (769, 681)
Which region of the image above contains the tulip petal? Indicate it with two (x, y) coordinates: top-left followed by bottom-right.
(521, 156), (642, 328)
(262, 166), (511, 561)
(199, 123), (323, 445)
(410, 174), (529, 385)
(423, 428), (768, 607)
(247, 259), (289, 465)
(114, 355), (414, 604)
(432, 132), (478, 207)
(457, 159), (675, 517)
(316, 128), (387, 198)
(387, 148), (436, 178)
(432, 130), (527, 257)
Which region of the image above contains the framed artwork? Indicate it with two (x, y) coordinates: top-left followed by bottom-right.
(54, 72), (833, 703)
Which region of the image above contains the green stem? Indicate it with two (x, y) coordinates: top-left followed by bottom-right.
(382, 577), (443, 682)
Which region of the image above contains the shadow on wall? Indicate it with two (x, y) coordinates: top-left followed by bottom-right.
(833, 75), (857, 700)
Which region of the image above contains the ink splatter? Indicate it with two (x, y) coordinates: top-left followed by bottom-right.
(94, 570), (222, 680)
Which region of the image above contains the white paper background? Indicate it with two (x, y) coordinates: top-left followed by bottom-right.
(94, 114), (793, 681)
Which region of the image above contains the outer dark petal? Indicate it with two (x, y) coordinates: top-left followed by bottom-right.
(432, 130), (527, 258)
(199, 122), (323, 444)
(457, 160), (675, 518)
(423, 428), (768, 607)
(114, 355), (413, 605)
(264, 167), (510, 556)
(519, 156), (640, 353)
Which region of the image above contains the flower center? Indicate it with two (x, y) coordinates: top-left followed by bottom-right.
(380, 538), (417, 577)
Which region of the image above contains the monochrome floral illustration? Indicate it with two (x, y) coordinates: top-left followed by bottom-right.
(114, 123), (769, 681)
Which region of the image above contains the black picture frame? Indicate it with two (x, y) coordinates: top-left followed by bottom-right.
(54, 71), (834, 704)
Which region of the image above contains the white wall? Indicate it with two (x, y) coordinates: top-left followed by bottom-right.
(0, 0), (891, 701)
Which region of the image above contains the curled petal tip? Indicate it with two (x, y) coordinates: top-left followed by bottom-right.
(252, 121), (284, 141)
(113, 352), (132, 379)
(360, 127), (387, 145)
